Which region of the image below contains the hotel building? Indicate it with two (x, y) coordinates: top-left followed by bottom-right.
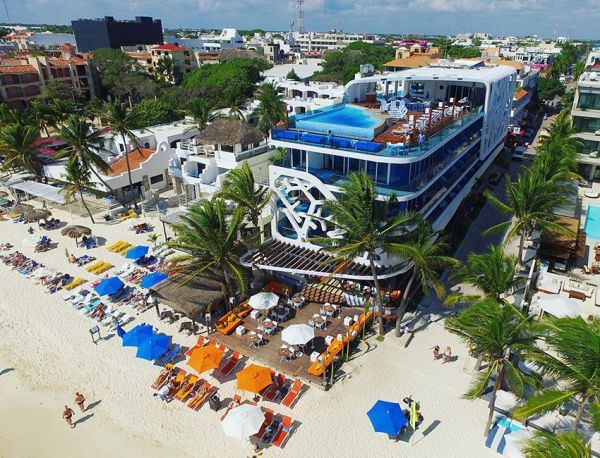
(244, 65), (516, 279)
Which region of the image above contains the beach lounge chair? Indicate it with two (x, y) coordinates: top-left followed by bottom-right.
(187, 382), (214, 410)
(107, 240), (127, 252)
(85, 260), (104, 273)
(271, 415), (293, 448)
(255, 408), (275, 440)
(220, 351), (240, 376)
(185, 336), (208, 356)
(118, 313), (133, 326)
(281, 380), (303, 408)
(118, 209), (136, 222)
(158, 344), (181, 365)
(220, 394), (242, 421)
(175, 375), (198, 401)
(117, 244), (134, 255)
(64, 277), (84, 291)
(264, 373), (286, 401)
(185, 378), (206, 403)
(95, 262), (113, 274)
(151, 365), (177, 390)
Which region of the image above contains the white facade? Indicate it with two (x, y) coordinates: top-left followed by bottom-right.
(165, 28), (243, 52)
(291, 31), (384, 52)
(267, 65), (515, 276)
(264, 78), (344, 115)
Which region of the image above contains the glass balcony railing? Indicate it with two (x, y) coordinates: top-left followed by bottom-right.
(272, 108), (483, 159)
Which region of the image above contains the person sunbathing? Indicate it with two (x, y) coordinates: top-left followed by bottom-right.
(68, 254), (78, 264)
(167, 378), (181, 396)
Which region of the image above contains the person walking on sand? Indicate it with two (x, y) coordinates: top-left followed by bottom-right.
(63, 406), (75, 428)
(432, 345), (440, 360)
(442, 346), (452, 364)
(75, 392), (86, 412)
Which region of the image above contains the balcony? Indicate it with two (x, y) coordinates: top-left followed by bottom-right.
(272, 108), (483, 160)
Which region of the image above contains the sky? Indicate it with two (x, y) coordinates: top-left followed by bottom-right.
(6, 0), (600, 39)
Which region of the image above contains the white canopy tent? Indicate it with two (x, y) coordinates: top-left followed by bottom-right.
(535, 294), (583, 318)
(10, 181), (68, 205)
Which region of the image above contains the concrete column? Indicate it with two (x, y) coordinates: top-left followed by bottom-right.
(589, 164), (597, 182)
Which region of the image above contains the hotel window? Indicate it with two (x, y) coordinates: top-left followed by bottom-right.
(577, 93), (600, 111)
(573, 116), (600, 133)
(150, 174), (163, 184)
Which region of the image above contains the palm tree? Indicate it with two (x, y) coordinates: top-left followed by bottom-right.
(0, 122), (42, 178)
(184, 98), (218, 130)
(27, 99), (54, 136)
(0, 102), (17, 124)
(227, 94), (247, 120)
(445, 299), (540, 436)
(256, 82), (286, 136)
(155, 57), (181, 84)
(522, 431), (591, 458)
(217, 161), (272, 244)
(310, 172), (419, 336)
(533, 136), (581, 182)
(445, 245), (526, 307)
(167, 198), (247, 299)
(61, 159), (96, 224)
(103, 102), (142, 210)
(49, 98), (76, 127)
(513, 317), (600, 432)
(573, 62), (586, 82)
(392, 220), (456, 337)
(55, 116), (118, 200)
(484, 170), (572, 265)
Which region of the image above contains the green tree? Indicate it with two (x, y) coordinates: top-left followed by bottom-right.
(61, 159), (96, 224)
(155, 57), (182, 84)
(445, 299), (540, 436)
(130, 98), (182, 129)
(41, 81), (81, 103)
(256, 82), (286, 135)
(55, 115), (118, 199)
(392, 220), (456, 336)
(483, 170), (572, 265)
(0, 122), (42, 177)
(573, 61), (586, 81)
(286, 68), (301, 81)
(104, 102), (143, 210)
(522, 431), (591, 458)
(168, 198), (247, 298)
(445, 245), (525, 306)
(48, 98), (76, 127)
(310, 172), (419, 336)
(27, 99), (54, 136)
(514, 317), (600, 432)
(184, 98), (218, 130)
(537, 77), (565, 102)
(226, 94), (247, 120)
(217, 161), (272, 244)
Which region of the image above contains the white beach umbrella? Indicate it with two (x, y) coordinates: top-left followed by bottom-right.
(248, 292), (279, 311)
(221, 404), (265, 440)
(537, 295), (582, 318)
(282, 324), (315, 346)
(502, 428), (533, 458)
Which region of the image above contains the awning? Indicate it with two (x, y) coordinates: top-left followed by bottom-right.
(159, 210), (187, 226)
(9, 181), (67, 204)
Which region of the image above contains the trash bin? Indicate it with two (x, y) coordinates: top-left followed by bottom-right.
(208, 394), (221, 412)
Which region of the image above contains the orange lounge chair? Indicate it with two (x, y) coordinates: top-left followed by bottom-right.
(220, 351), (240, 376)
(185, 336), (208, 357)
(254, 408), (275, 440)
(185, 379), (206, 408)
(166, 370), (187, 397)
(264, 373), (286, 401)
(281, 380), (303, 408)
(151, 364), (176, 390)
(220, 394), (242, 421)
(188, 383), (213, 410)
(175, 374), (198, 401)
(271, 415), (293, 448)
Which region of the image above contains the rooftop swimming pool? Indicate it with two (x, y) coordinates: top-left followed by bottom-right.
(585, 205), (600, 240)
(295, 105), (383, 139)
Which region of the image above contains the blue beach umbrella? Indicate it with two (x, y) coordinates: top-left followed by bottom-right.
(121, 324), (154, 347)
(95, 277), (124, 296)
(367, 400), (408, 436)
(140, 271), (168, 289)
(136, 333), (171, 360)
(126, 245), (149, 260)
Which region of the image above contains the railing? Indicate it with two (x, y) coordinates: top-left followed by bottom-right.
(272, 109), (483, 159)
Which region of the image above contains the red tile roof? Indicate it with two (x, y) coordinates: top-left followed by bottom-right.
(152, 44), (189, 52)
(514, 88), (529, 101)
(106, 148), (155, 177)
(48, 59), (70, 67)
(0, 65), (37, 74)
(69, 56), (87, 65)
(127, 52), (152, 59)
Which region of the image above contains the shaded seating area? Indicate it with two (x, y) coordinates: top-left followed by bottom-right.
(539, 215), (584, 269)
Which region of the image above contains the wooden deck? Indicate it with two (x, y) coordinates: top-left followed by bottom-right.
(209, 302), (363, 389)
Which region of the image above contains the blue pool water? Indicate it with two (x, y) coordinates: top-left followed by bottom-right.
(295, 105), (382, 139)
(585, 205), (600, 240)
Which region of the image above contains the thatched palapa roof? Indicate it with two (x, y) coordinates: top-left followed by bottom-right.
(195, 118), (263, 147)
(150, 274), (226, 319)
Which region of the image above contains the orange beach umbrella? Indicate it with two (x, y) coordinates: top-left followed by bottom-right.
(236, 364), (273, 394)
(187, 344), (224, 374)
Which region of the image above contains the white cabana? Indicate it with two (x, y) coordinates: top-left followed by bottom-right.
(10, 181), (67, 205)
(536, 295), (583, 318)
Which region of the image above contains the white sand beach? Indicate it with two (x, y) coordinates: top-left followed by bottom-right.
(0, 205), (498, 458)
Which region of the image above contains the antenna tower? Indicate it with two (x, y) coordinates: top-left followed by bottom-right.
(296, 0), (305, 33)
(2, 0), (11, 24)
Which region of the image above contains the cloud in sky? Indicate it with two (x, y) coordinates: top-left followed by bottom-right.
(5, 0), (600, 38)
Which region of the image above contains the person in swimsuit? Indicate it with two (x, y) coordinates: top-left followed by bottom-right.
(442, 346), (452, 364)
(75, 393), (86, 412)
(432, 345), (440, 360)
(63, 406), (75, 428)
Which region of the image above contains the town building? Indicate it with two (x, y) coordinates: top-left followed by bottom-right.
(71, 16), (163, 53)
(164, 28), (244, 52)
(263, 78), (344, 115)
(0, 49), (96, 109)
(292, 31), (384, 52)
(150, 44), (196, 81)
(571, 51), (600, 180)
(384, 44), (442, 71)
(260, 65), (516, 279)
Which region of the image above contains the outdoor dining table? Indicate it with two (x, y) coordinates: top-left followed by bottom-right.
(324, 305), (335, 314)
(271, 307), (290, 322)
